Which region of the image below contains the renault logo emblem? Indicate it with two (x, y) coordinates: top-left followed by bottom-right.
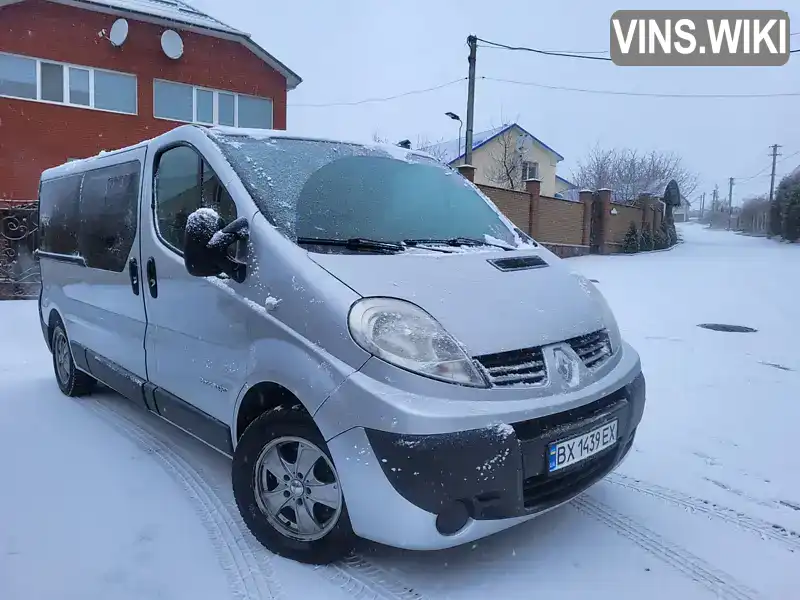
(554, 348), (580, 388)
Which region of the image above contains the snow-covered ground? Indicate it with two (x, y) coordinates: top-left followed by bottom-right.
(1, 222), (798, 600)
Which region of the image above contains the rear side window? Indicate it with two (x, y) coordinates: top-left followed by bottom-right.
(80, 161), (141, 272)
(39, 174), (82, 256)
(154, 145), (236, 253)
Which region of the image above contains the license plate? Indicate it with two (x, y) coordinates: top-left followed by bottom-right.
(548, 419), (618, 473)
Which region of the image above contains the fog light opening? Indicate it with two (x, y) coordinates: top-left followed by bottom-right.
(435, 501), (471, 536)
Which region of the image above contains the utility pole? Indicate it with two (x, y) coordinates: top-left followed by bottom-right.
(727, 177), (735, 230)
(699, 192), (705, 220)
(767, 144), (781, 236)
(464, 35), (478, 166)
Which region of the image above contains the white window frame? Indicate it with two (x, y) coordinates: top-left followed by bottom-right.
(153, 78), (273, 128)
(522, 161), (539, 181)
(0, 51), (137, 115)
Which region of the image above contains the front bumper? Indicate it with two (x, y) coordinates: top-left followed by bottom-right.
(329, 372), (645, 550)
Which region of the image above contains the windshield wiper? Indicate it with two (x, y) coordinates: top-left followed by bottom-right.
(403, 237), (515, 251)
(296, 237), (404, 253)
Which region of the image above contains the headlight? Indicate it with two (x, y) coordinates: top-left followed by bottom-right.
(601, 299), (622, 353)
(348, 298), (488, 387)
(571, 272), (622, 354)
(592, 286), (622, 353)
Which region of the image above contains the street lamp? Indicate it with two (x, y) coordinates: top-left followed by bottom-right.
(445, 112), (463, 161)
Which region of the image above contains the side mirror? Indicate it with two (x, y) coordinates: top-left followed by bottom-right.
(184, 209), (249, 283)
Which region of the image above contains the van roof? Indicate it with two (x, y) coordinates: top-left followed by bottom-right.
(41, 124), (438, 181)
(41, 136), (155, 181)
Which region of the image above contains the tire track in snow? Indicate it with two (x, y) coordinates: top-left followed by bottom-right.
(315, 555), (426, 600)
(84, 398), (431, 600)
(575, 497), (761, 600)
(81, 399), (283, 600)
(607, 473), (800, 552)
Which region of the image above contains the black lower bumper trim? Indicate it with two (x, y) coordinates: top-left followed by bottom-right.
(366, 371), (646, 520)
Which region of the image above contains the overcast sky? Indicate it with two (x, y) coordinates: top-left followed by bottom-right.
(192, 0), (798, 204)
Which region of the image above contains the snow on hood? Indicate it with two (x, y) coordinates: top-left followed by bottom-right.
(309, 249), (608, 356)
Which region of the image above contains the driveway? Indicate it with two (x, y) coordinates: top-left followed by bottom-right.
(1, 222), (797, 599)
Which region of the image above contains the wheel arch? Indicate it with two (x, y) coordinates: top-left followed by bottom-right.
(230, 338), (366, 446)
(47, 308), (64, 344)
(233, 382), (311, 444)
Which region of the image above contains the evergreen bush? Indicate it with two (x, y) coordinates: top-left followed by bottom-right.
(782, 187), (800, 242)
(640, 226), (654, 251)
(623, 221), (640, 253)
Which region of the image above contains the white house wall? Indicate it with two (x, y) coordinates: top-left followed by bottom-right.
(456, 128), (560, 196)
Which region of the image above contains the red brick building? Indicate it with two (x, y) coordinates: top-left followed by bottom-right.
(0, 0), (301, 203)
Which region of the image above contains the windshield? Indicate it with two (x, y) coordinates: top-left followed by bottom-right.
(210, 132), (520, 247)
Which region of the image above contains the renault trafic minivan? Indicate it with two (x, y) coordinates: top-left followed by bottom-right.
(37, 124), (646, 565)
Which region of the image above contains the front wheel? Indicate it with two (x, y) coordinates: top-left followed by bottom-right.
(232, 408), (355, 564)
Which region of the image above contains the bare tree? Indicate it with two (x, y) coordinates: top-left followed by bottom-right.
(739, 194), (770, 233)
(372, 131), (389, 144)
(572, 145), (699, 204)
(414, 136), (450, 163)
(486, 126), (525, 190)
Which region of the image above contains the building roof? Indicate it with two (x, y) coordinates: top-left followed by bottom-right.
(427, 123), (564, 165)
(556, 174), (576, 188)
(0, 0), (302, 89)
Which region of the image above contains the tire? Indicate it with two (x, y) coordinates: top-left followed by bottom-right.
(51, 323), (96, 397)
(232, 407), (355, 564)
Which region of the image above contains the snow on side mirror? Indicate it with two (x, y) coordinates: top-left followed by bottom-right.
(184, 209), (248, 283)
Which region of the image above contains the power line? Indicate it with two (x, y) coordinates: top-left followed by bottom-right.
(476, 37), (614, 61)
(289, 78), (466, 107)
(477, 44), (609, 55)
(478, 35), (800, 57)
(778, 148), (800, 165)
(480, 76), (800, 98)
(735, 149), (800, 185)
(738, 163), (772, 182)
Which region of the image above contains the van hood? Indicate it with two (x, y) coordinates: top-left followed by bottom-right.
(309, 249), (610, 357)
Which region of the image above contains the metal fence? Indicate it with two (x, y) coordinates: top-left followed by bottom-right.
(0, 203), (40, 300)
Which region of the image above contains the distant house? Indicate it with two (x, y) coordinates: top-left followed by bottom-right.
(425, 123), (568, 197)
(554, 175), (578, 200)
(673, 195), (692, 222)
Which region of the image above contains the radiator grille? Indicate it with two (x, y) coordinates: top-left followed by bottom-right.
(568, 329), (612, 369)
(475, 347), (547, 387)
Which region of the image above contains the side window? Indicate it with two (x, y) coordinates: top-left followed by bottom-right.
(38, 174), (82, 256)
(154, 146), (236, 253)
(79, 161), (140, 272)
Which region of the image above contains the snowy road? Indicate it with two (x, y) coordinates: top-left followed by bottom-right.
(1, 223), (798, 600)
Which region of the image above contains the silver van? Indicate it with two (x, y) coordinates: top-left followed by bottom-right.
(37, 124), (646, 565)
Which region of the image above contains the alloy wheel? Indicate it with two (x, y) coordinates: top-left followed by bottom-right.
(253, 436), (343, 542)
(54, 330), (71, 384)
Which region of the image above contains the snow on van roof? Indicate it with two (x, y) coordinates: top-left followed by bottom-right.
(40, 124), (439, 182)
(41, 137), (153, 179)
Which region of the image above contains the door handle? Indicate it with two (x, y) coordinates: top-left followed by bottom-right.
(146, 257), (158, 299)
(128, 257), (140, 295)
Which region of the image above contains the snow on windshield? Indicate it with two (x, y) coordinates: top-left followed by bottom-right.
(208, 131), (519, 248)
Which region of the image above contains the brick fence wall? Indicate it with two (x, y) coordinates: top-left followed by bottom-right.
(607, 203), (643, 251)
(461, 166), (664, 256)
(477, 184), (532, 234)
(538, 196), (585, 246)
